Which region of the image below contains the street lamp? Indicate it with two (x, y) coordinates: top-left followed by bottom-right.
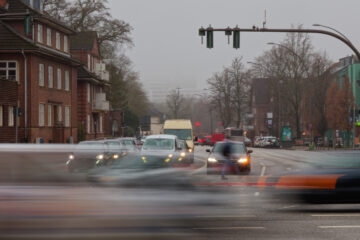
(267, 42), (313, 143)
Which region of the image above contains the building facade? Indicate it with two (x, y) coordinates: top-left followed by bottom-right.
(70, 31), (110, 141)
(0, 0), (79, 143)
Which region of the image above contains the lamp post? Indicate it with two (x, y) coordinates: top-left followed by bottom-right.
(267, 42), (313, 143)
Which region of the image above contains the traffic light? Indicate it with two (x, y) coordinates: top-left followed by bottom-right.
(225, 27), (232, 44)
(206, 26), (214, 49)
(233, 26), (240, 49)
(199, 27), (206, 44)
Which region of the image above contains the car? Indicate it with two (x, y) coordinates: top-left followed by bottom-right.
(116, 137), (138, 152)
(66, 141), (108, 172)
(178, 139), (194, 164)
(206, 141), (252, 175)
(244, 137), (252, 147)
(141, 134), (183, 165)
(261, 136), (280, 148)
(254, 136), (262, 148)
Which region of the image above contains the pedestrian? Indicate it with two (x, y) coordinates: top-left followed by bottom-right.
(221, 142), (240, 180)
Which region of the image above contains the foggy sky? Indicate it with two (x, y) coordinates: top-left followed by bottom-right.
(108, 0), (360, 93)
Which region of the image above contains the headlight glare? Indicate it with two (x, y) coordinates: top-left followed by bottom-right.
(96, 154), (104, 160)
(208, 157), (217, 163)
(238, 157), (249, 164)
(69, 154), (74, 160)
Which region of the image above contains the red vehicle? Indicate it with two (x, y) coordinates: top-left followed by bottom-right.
(211, 133), (225, 145)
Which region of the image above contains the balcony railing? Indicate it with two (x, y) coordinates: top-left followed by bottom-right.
(93, 93), (110, 111)
(95, 63), (110, 81)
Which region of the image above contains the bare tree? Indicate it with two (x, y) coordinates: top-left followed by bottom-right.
(166, 89), (185, 119)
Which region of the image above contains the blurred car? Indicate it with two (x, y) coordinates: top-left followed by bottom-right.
(254, 136), (262, 148)
(117, 137), (138, 152)
(200, 136), (213, 146)
(67, 141), (108, 172)
(141, 135), (182, 165)
(262, 136), (280, 148)
(178, 139), (194, 164)
(244, 137), (252, 147)
(87, 153), (195, 188)
(206, 141), (252, 174)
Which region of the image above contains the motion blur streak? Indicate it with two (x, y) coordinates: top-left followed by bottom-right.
(275, 175), (344, 189)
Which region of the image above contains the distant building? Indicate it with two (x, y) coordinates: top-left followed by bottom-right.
(0, 0), (80, 143)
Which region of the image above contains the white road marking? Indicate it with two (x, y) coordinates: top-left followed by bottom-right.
(196, 215), (256, 218)
(312, 214), (360, 217)
(194, 227), (265, 230)
(260, 163), (266, 177)
(318, 226), (360, 229)
(279, 205), (297, 209)
(254, 192), (260, 197)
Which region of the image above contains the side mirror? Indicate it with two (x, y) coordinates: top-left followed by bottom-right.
(248, 150), (253, 154)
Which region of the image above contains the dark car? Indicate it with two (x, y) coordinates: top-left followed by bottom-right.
(206, 141), (252, 174)
(67, 141), (108, 172)
(178, 139), (194, 164)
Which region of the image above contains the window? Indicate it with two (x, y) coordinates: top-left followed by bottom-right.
(65, 70), (70, 91)
(58, 105), (62, 122)
(87, 54), (91, 70)
(57, 68), (61, 89)
(8, 106), (14, 127)
(87, 115), (91, 133)
(64, 35), (68, 53)
(99, 116), (103, 133)
(38, 24), (43, 43)
(65, 106), (70, 127)
(56, 32), (60, 50)
(0, 106), (2, 127)
(39, 104), (45, 127)
(47, 28), (52, 46)
(39, 64), (44, 86)
(0, 61), (17, 81)
(48, 66), (53, 88)
(48, 104), (52, 126)
(87, 83), (91, 103)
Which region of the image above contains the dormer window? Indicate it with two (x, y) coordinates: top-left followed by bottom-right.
(38, 24), (43, 43)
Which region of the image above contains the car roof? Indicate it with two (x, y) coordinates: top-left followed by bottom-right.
(146, 134), (177, 140)
(215, 141), (245, 145)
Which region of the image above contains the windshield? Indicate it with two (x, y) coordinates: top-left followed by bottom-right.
(164, 129), (192, 140)
(142, 138), (175, 150)
(213, 143), (246, 154)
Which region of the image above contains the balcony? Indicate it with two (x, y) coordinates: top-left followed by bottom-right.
(95, 63), (110, 81)
(93, 93), (110, 112)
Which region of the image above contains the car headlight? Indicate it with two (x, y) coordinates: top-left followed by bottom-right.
(238, 157), (249, 164)
(165, 158), (171, 163)
(188, 149), (193, 153)
(96, 154), (104, 160)
(180, 152), (186, 157)
(113, 154), (119, 159)
(208, 157), (217, 163)
(69, 154), (74, 160)
(168, 154), (174, 158)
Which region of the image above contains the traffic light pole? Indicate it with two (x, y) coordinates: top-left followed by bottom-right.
(199, 27), (360, 61)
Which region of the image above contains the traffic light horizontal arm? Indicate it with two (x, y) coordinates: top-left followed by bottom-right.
(200, 27), (360, 60)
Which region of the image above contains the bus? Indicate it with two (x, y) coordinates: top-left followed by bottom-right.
(163, 120), (194, 151)
(224, 127), (245, 142)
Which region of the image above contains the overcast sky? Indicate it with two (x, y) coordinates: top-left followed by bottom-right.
(108, 0), (360, 95)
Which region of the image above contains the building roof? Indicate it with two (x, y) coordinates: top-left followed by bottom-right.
(70, 31), (98, 50)
(252, 78), (272, 105)
(0, 20), (80, 65)
(3, 0), (75, 34)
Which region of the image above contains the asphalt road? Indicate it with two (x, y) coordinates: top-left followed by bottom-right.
(1, 146), (360, 239)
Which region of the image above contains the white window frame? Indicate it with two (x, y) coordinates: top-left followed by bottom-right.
(38, 24), (43, 43)
(65, 70), (70, 91)
(57, 68), (62, 89)
(87, 54), (91, 70)
(64, 35), (68, 53)
(39, 63), (44, 86)
(0, 61), (18, 81)
(56, 32), (60, 50)
(46, 28), (52, 46)
(87, 83), (91, 103)
(48, 104), (52, 127)
(0, 106), (3, 127)
(8, 106), (14, 127)
(58, 105), (62, 122)
(39, 104), (45, 127)
(65, 106), (70, 127)
(87, 114), (91, 134)
(48, 66), (53, 88)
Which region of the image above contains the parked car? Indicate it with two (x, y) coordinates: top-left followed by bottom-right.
(254, 136), (262, 148)
(262, 136), (281, 148)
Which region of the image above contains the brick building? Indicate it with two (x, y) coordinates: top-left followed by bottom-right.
(70, 31), (110, 141)
(0, 0), (80, 143)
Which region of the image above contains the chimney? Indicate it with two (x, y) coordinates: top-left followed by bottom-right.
(0, 0), (7, 8)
